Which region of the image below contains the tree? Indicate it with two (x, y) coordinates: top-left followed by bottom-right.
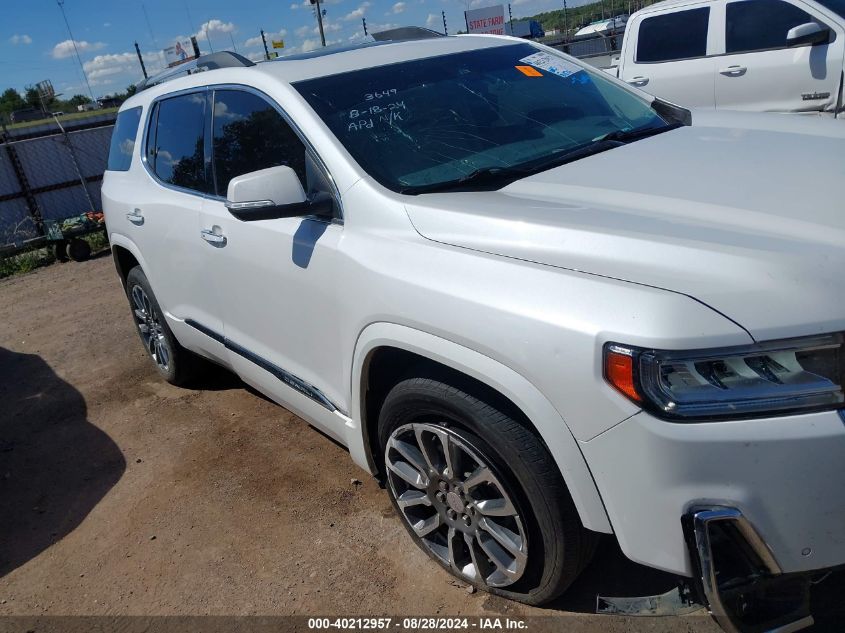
(67, 94), (89, 107)
(24, 86), (41, 110)
(0, 88), (26, 115)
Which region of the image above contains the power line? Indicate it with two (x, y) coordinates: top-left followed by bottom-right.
(141, 3), (159, 49)
(56, 0), (96, 102)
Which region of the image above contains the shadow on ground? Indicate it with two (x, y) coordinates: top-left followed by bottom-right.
(0, 347), (125, 577)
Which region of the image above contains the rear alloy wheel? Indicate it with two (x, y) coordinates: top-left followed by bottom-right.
(131, 283), (172, 374)
(125, 266), (205, 386)
(386, 422), (528, 587)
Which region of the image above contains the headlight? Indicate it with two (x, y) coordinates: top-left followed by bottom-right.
(604, 334), (844, 420)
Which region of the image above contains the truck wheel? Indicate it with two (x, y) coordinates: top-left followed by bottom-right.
(379, 376), (596, 605)
(125, 266), (203, 386)
(53, 240), (69, 262)
(66, 238), (91, 262)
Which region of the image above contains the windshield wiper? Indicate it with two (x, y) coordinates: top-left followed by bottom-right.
(399, 165), (531, 195)
(594, 121), (684, 144)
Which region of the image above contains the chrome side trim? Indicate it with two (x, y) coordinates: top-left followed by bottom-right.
(225, 200), (276, 211)
(185, 318), (339, 413)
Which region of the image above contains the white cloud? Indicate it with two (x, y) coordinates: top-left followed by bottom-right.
(195, 19), (236, 41)
(290, 0), (311, 9)
(82, 50), (165, 88)
(391, 2), (406, 12)
(367, 22), (401, 33)
(295, 25), (311, 37)
(9, 34), (32, 45)
(103, 22), (112, 28)
(425, 13), (441, 28)
(51, 39), (105, 59)
(342, 1), (371, 21)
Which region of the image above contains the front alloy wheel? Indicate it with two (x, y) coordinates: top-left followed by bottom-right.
(386, 422), (528, 588)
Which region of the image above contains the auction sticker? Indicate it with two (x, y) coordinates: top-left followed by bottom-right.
(518, 52), (582, 79)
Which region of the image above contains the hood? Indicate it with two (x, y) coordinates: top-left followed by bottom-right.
(404, 114), (845, 341)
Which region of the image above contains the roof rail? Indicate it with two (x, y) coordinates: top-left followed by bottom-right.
(371, 26), (445, 42)
(136, 51), (255, 92)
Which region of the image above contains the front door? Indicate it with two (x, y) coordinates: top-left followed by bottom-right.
(199, 87), (348, 439)
(715, 0), (844, 112)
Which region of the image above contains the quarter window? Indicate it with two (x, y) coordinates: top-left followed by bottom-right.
(211, 89), (306, 197)
(147, 92), (211, 194)
(636, 8), (710, 62)
(726, 0), (818, 53)
(107, 106), (142, 171)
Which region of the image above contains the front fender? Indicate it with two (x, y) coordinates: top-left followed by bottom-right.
(348, 322), (613, 534)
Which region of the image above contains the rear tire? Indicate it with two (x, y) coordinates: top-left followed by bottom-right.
(125, 266), (205, 386)
(379, 376), (596, 605)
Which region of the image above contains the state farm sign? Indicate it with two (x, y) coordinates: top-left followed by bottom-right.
(465, 5), (507, 35)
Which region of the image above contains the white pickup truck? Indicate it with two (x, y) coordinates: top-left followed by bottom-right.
(609, 0), (845, 115)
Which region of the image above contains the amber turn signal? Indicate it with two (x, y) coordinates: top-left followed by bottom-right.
(604, 346), (642, 403)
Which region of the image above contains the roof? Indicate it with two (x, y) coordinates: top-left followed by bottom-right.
(121, 34), (525, 109)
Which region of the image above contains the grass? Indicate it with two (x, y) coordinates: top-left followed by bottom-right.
(0, 248), (55, 279)
(0, 230), (109, 279)
(6, 107), (119, 131)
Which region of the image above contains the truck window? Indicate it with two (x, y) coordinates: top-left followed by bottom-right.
(636, 7), (710, 62)
(726, 0), (817, 53)
(146, 92), (212, 194)
(210, 89), (307, 196)
(107, 106), (142, 172)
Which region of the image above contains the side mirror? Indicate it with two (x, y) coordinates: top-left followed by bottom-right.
(786, 22), (829, 47)
(225, 165), (332, 221)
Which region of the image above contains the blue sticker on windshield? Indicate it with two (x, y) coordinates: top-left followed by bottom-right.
(518, 52), (583, 79)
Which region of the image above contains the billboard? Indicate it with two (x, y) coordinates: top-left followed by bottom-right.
(465, 5), (506, 35)
(163, 39), (197, 68)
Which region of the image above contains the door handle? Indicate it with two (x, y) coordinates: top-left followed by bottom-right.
(126, 209), (144, 225)
(719, 65), (747, 76)
(627, 75), (649, 86)
(200, 228), (227, 247)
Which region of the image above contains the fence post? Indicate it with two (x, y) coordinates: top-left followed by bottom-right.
(52, 115), (97, 213)
(0, 119), (45, 236)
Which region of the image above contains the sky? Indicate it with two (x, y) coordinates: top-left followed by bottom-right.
(2, 0), (590, 101)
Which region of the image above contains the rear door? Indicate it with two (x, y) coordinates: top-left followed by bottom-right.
(620, 3), (718, 108)
(715, 0), (844, 112)
(136, 90), (228, 363)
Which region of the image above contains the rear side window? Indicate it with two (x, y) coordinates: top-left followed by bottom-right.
(107, 106), (142, 171)
(636, 8), (710, 62)
(147, 92), (211, 194)
(211, 89), (307, 196)
(726, 0), (817, 53)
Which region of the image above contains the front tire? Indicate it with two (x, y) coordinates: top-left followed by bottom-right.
(379, 376), (595, 605)
(125, 266), (202, 386)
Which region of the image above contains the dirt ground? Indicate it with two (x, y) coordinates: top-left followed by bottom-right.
(0, 255), (835, 630)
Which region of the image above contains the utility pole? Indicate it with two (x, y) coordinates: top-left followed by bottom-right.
(508, 4), (513, 32)
(260, 29), (270, 60)
(204, 23), (215, 53)
(563, 0), (568, 40)
(56, 0), (95, 103)
(311, 0), (327, 47)
(134, 42), (148, 79)
(362, 17), (368, 36)
(442, 10), (448, 35)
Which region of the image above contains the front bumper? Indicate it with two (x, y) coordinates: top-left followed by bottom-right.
(579, 409), (845, 577)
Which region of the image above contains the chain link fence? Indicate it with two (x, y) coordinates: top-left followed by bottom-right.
(0, 113), (116, 256)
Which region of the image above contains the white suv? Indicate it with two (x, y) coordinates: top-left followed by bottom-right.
(103, 33), (845, 633)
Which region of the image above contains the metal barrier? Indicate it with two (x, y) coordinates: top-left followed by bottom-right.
(0, 113), (115, 254)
